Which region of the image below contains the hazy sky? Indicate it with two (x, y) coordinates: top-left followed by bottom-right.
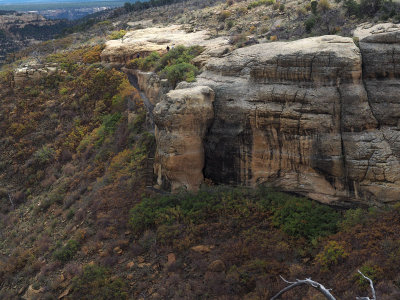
(0, 0), (119, 3)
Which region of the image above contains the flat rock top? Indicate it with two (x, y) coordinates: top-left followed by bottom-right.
(203, 35), (360, 75)
(354, 22), (400, 43)
(102, 25), (229, 57)
(234, 35), (358, 59)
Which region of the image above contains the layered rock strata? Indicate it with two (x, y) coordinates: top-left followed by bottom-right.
(107, 23), (400, 206)
(153, 86), (215, 192)
(155, 27), (400, 206)
(179, 35), (376, 204)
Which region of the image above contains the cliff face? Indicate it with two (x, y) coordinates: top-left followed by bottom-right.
(192, 35), (373, 205)
(105, 23), (400, 206)
(153, 86), (215, 192)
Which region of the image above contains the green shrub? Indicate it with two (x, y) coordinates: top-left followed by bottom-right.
(319, 0), (331, 12)
(355, 263), (384, 287)
(59, 87), (69, 95)
(248, 0), (274, 9)
(353, 36), (360, 48)
(107, 30), (127, 40)
(339, 208), (366, 231)
(102, 113), (122, 135)
(161, 62), (198, 87)
(128, 46), (203, 86)
(304, 15), (317, 33)
(226, 19), (235, 30)
(311, 0), (318, 14)
(344, 0), (361, 16)
(0, 69), (13, 86)
(67, 209), (75, 220)
(53, 239), (79, 263)
(129, 186), (340, 240)
(130, 187), (261, 235)
(271, 196), (340, 240)
(126, 58), (141, 69)
(70, 265), (128, 300)
(315, 241), (349, 270)
(156, 45), (203, 71)
(360, 0), (385, 16)
(33, 146), (55, 164)
(138, 52), (161, 71)
(218, 10), (232, 21)
(95, 113), (122, 147)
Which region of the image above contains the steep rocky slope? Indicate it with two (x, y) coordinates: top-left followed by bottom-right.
(2, 0), (400, 299)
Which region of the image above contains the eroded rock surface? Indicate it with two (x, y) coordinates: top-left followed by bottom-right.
(14, 61), (61, 88)
(101, 25), (230, 66)
(153, 86), (214, 192)
(189, 35), (379, 205)
(111, 23), (400, 206)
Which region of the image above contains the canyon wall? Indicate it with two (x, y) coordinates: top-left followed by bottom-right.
(104, 23), (400, 206)
(153, 86), (215, 191)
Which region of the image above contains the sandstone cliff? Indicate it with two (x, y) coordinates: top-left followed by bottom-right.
(104, 23), (400, 206)
(153, 86), (215, 192)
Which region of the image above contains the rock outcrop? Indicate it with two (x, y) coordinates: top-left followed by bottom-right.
(101, 25), (230, 66)
(106, 23), (400, 206)
(182, 35), (379, 205)
(153, 86), (214, 192)
(133, 70), (170, 106)
(14, 61), (61, 88)
(159, 26), (400, 206)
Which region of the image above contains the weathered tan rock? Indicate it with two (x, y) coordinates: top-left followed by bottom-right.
(153, 86), (215, 192)
(121, 23), (400, 206)
(165, 253), (176, 268)
(183, 35), (373, 204)
(354, 23), (400, 126)
(151, 31), (400, 205)
(133, 70), (170, 106)
(189, 32), (400, 205)
(101, 25), (230, 66)
(14, 61), (61, 88)
(22, 285), (44, 300)
(190, 245), (215, 254)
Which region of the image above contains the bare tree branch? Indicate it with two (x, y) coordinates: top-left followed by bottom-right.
(271, 276), (336, 300)
(356, 270), (376, 300)
(271, 270), (378, 300)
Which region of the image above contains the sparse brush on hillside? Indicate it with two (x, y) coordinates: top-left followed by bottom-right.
(1, 0), (400, 298)
(125, 186), (400, 298)
(0, 40), (154, 298)
(343, 0), (400, 19)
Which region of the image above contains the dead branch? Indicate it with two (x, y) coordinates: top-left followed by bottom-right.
(356, 270), (376, 300)
(271, 276), (336, 300)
